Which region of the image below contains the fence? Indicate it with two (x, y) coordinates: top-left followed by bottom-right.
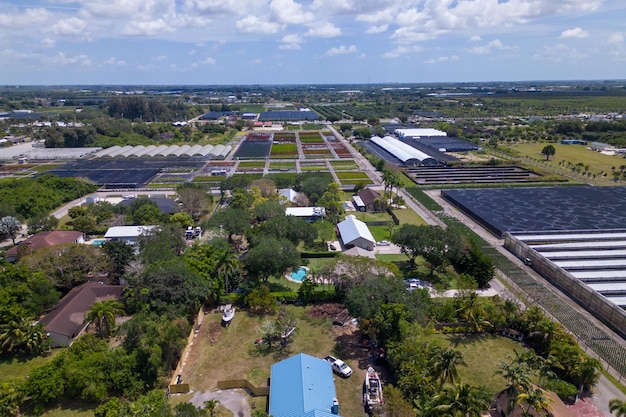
(217, 379), (270, 396)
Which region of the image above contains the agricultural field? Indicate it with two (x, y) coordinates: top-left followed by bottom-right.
(330, 160), (359, 170)
(270, 143), (299, 158)
(300, 162), (328, 171)
(268, 161), (297, 170)
(335, 172), (371, 180)
(501, 142), (623, 184)
(302, 124), (326, 130)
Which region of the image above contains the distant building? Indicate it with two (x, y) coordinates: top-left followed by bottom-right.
(279, 188), (299, 204)
(40, 281), (124, 347)
(5, 231), (84, 262)
(269, 353), (342, 417)
(395, 128), (447, 138)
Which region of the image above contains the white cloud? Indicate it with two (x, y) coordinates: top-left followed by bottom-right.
(0, 7), (52, 29)
(366, 25), (388, 34)
(560, 27), (588, 39)
(103, 57), (125, 66)
(184, 0), (259, 15)
(324, 45), (357, 56)
(533, 43), (585, 62)
(49, 52), (92, 67)
(41, 38), (56, 48)
(48, 17), (90, 38)
(424, 55), (460, 64)
(469, 35), (482, 42)
(152, 55), (168, 61)
(382, 45), (424, 59)
(608, 33), (624, 44)
(306, 23), (341, 38)
(201, 57), (216, 64)
(236, 16), (282, 34)
(469, 39), (512, 54)
(122, 19), (172, 36)
(270, 0), (314, 24)
(279, 34), (303, 50)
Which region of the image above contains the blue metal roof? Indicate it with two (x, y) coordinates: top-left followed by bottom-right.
(269, 353), (342, 417)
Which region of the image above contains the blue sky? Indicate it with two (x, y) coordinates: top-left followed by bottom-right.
(1, 0), (625, 85)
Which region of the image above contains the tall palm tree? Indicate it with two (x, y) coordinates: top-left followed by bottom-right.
(609, 399), (626, 417)
(215, 249), (240, 295)
(430, 347), (466, 387)
(516, 387), (552, 417)
(86, 299), (125, 338)
(495, 359), (532, 397)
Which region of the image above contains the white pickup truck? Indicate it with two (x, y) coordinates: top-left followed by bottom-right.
(324, 355), (352, 378)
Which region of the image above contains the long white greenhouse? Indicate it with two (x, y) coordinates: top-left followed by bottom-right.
(370, 135), (438, 166)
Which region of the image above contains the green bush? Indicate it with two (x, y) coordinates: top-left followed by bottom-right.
(544, 378), (578, 401)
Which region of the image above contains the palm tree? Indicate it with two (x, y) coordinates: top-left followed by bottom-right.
(86, 299), (125, 338)
(204, 399), (220, 417)
(456, 291), (491, 333)
(0, 311), (30, 353)
(495, 359), (532, 405)
(609, 399), (626, 417)
(431, 383), (491, 417)
(0, 381), (24, 417)
(430, 347), (466, 387)
(516, 387), (552, 417)
(215, 249), (240, 295)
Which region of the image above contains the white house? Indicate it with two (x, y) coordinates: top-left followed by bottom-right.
(103, 225), (158, 244)
(285, 207), (325, 222)
(337, 215), (376, 251)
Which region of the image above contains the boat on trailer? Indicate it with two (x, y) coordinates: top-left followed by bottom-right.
(363, 366), (384, 408)
(221, 304), (235, 326)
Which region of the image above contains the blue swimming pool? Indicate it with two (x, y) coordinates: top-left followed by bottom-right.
(290, 266), (308, 282)
(91, 239), (106, 246)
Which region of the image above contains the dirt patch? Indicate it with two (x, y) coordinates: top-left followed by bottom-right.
(188, 389), (251, 417)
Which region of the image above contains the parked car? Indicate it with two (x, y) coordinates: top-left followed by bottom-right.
(377, 240), (391, 246)
(324, 355), (352, 377)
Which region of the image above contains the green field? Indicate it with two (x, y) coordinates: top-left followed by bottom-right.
(269, 161), (297, 169)
(335, 171), (370, 180)
(302, 124), (325, 130)
(330, 160), (359, 170)
(237, 160), (266, 168)
(270, 143), (298, 156)
(501, 142), (621, 184)
(239, 104), (266, 112)
(424, 334), (528, 394)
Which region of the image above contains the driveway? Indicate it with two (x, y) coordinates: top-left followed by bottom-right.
(188, 389), (252, 417)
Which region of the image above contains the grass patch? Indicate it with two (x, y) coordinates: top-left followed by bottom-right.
(239, 104), (266, 112)
(0, 351), (62, 383)
(335, 171), (370, 180)
(237, 161), (266, 168)
(302, 124), (325, 130)
(330, 160), (359, 170)
(269, 161), (297, 169)
(501, 143), (618, 183)
(351, 211), (392, 223)
(180, 306), (367, 417)
(424, 333), (528, 395)
(405, 187), (444, 211)
(392, 208), (427, 226)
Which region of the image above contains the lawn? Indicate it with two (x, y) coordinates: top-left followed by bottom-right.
(424, 333), (528, 394)
(392, 208), (427, 226)
(330, 160), (359, 171)
(0, 350), (62, 383)
(501, 142), (619, 183)
(335, 171), (370, 180)
(268, 161), (296, 170)
(177, 305), (368, 417)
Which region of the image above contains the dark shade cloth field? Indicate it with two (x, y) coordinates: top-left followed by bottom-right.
(442, 186), (626, 237)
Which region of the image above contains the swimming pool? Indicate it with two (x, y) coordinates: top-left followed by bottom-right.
(91, 239), (106, 246)
(290, 266), (309, 282)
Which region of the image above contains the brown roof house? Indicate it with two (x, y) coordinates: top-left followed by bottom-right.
(39, 281), (124, 347)
(353, 188), (383, 212)
(5, 230), (84, 262)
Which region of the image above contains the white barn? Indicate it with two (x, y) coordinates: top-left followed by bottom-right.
(337, 215), (376, 251)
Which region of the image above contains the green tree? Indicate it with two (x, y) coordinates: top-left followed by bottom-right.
(86, 300), (125, 338)
(392, 224), (457, 274)
(246, 285), (276, 314)
(0, 216), (21, 245)
(102, 240), (135, 279)
(431, 383), (492, 417)
(297, 278), (317, 305)
(430, 346), (466, 388)
(609, 399), (626, 417)
(244, 238), (300, 283)
(208, 208), (251, 244)
(169, 212), (195, 229)
(204, 399), (219, 417)
(133, 204), (164, 225)
(541, 144), (556, 161)
(317, 182), (345, 225)
(71, 214), (98, 235)
(137, 225), (187, 264)
(516, 387), (553, 417)
(0, 382), (23, 417)
(177, 186), (211, 221)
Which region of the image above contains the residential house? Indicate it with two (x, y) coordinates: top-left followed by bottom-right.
(103, 225), (157, 245)
(354, 188), (383, 212)
(269, 353), (342, 417)
(4, 230), (84, 262)
(40, 281), (124, 347)
(285, 207), (325, 222)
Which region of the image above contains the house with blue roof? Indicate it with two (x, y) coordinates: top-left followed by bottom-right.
(269, 353), (342, 417)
